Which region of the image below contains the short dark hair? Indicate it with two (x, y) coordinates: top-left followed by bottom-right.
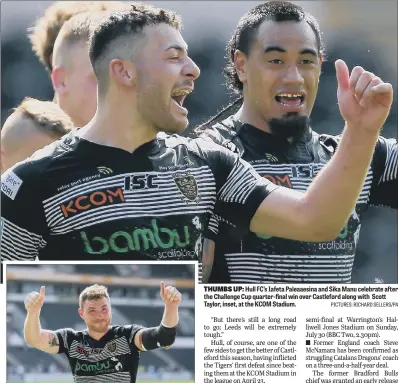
(88, 4), (182, 92)
(224, 1), (325, 94)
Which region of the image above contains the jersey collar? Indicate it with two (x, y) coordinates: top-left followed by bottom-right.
(83, 327), (114, 344)
(63, 130), (163, 157)
(233, 118), (313, 150)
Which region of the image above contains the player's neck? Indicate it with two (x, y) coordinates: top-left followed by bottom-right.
(235, 102), (272, 134)
(77, 97), (158, 153)
(54, 94), (85, 127)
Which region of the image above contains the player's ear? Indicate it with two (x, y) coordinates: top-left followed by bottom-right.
(51, 66), (67, 95)
(109, 59), (136, 87)
(234, 50), (248, 84)
(78, 308), (84, 319)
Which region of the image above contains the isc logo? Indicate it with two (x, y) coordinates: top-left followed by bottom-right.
(124, 174), (159, 190)
(291, 164), (316, 178)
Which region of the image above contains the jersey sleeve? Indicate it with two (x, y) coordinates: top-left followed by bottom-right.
(199, 121), (243, 155)
(368, 136), (398, 208)
(200, 139), (279, 235)
(127, 324), (145, 348)
(199, 126), (225, 146)
(54, 328), (75, 354)
(202, 214), (219, 284)
(1, 163), (48, 261)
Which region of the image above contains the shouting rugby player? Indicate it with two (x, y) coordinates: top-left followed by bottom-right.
(197, 1), (397, 283)
(1, 4), (393, 262)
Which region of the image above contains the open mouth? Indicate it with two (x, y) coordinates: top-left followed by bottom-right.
(275, 93), (305, 107)
(171, 88), (192, 107)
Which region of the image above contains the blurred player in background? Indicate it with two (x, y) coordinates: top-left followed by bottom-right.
(2, 3), (128, 176)
(1, 97), (73, 173)
(24, 282), (181, 383)
(50, 12), (106, 127)
(197, 1), (398, 283)
(29, 1), (130, 126)
(0, 4), (392, 262)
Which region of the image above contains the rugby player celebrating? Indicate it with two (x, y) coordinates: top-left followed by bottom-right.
(24, 282), (180, 383)
(1, 4), (393, 262)
(198, 1), (397, 283)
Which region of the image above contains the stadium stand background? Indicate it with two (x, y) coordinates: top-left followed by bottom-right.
(6, 263), (195, 383)
(1, 1), (397, 282)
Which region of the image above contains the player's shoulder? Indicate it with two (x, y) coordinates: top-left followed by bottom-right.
(199, 115), (242, 153)
(29, 129), (80, 165)
(55, 327), (78, 337)
(1, 156), (48, 201)
(157, 131), (192, 148)
(1, 149), (51, 187)
(204, 115), (239, 141)
(2, 130), (77, 182)
(371, 134), (397, 171)
(158, 131), (235, 161)
(376, 134), (397, 148)
(318, 131), (396, 155)
(111, 324), (143, 337)
(111, 324), (142, 331)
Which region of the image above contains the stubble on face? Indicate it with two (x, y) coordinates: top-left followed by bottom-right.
(134, 24), (195, 135)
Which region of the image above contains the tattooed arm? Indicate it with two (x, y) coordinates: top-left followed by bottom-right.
(23, 312), (60, 354)
(202, 239), (215, 283)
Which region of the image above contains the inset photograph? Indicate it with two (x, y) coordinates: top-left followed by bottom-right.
(6, 262), (195, 383)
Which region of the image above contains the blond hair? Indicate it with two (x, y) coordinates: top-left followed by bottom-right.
(79, 284), (110, 308)
(29, 1), (131, 72)
(13, 97), (74, 137)
(52, 11), (109, 68)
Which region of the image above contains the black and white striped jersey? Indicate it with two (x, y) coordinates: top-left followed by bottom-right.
(0, 130), (277, 261)
(55, 325), (142, 383)
(202, 116), (398, 284)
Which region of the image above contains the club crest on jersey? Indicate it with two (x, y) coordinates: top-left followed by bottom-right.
(173, 173), (200, 203)
(107, 341), (117, 353)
